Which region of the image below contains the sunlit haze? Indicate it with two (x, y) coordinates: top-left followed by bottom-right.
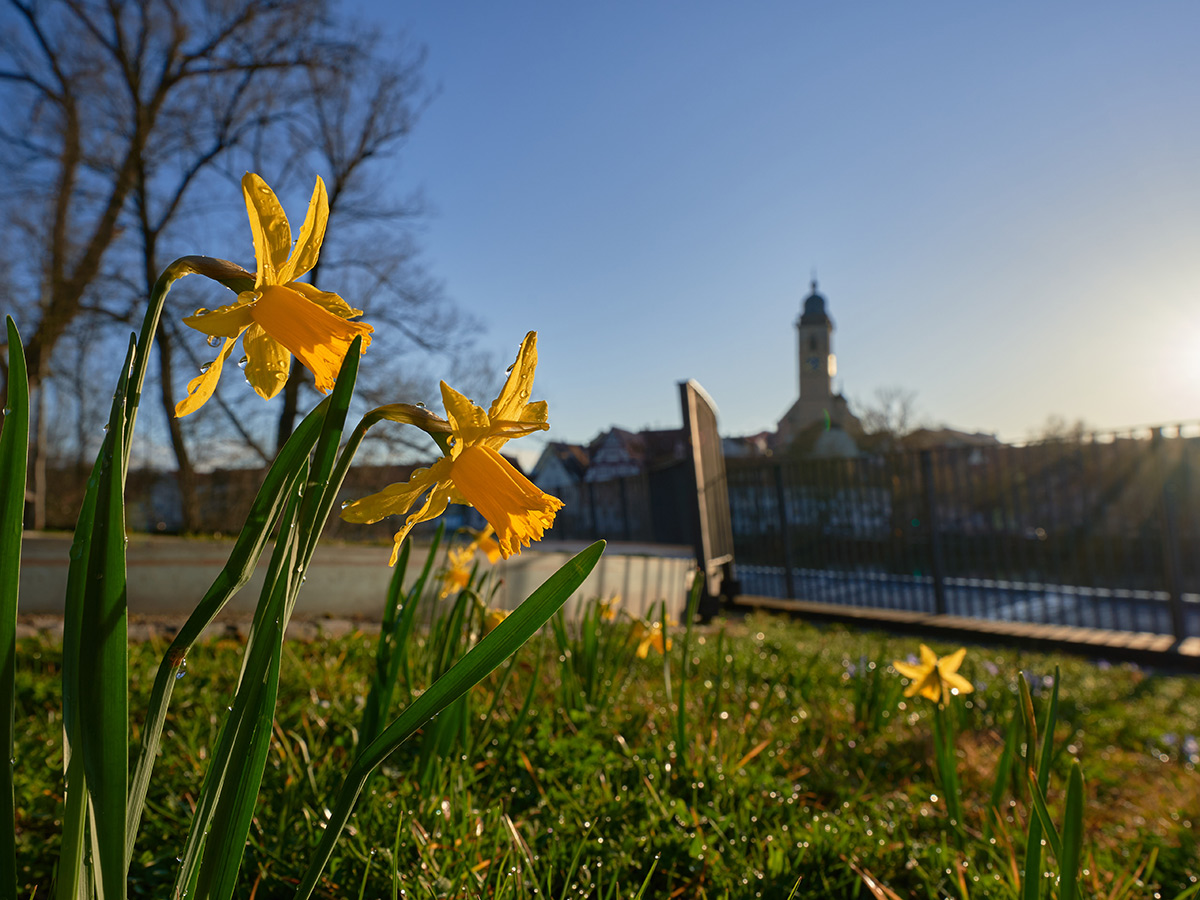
(358, 2), (1200, 455)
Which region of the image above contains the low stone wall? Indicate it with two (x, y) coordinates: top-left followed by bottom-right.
(17, 533), (695, 622)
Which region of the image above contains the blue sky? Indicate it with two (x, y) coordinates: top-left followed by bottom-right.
(358, 2), (1200, 455)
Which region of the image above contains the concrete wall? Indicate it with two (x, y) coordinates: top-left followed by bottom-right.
(17, 533), (695, 622)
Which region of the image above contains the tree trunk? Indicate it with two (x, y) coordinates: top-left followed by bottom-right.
(154, 320), (201, 533)
(275, 360), (301, 455)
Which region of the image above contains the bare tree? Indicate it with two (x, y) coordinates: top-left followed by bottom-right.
(265, 34), (488, 455)
(0, 0), (346, 525)
(1036, 414), (1089, 443)
(0, 0), (474, 530)
(857, 386), (921, 439)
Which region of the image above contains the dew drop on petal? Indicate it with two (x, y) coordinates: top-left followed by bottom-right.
(238, 356), (249, 369)
(207, 335), (221, 348)
(200, 361), (214, 374)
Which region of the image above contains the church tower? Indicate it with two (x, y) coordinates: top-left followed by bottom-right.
(797, 279), (834, 400)
(775, 278), (861, 453)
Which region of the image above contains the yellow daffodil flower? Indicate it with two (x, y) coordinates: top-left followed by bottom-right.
(465, 525), (503, 564)
(439, 545), (475, 598)
(175, 173), (374, 416)
(483, 608), (511, 634)
(340, 331), (563, 565)
(892, 644), (973, 703)
(598, 595), (621, 622)
(631, 619), (672, 659)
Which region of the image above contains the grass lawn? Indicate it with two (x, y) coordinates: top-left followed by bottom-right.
(13, 608), (1200, 899)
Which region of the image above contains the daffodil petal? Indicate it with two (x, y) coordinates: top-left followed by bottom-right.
(242, 324), (292, 401)
(449, 444), (562, 557)
(182, 297), (256, 338)
(488, 331), (538, 423)
(242, 172), (292, 288)
(943, 672), (974, 695)
(919, 644), (939, 667)
(483, 413), (550, 451)
(248, 284), (372, 392)
(892, 661), (923, 681)
(476, 534), (502, 564)
(289, 280), (361, 319)
(940, 647), (968, 677)
(440, 381), (491, 448)
(174, 333), (243, 417)
(340, 460), (450, 524)
(277, 177), (328, 284)
(388, 487), (452, 565)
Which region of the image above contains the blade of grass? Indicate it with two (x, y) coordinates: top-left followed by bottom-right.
(1026, 767), (1064, 861)
(986, 707), (1021, 838)
(78, 338), (133, 900)
(1036, 668), (1061, 794)
(674, 575), (703, 774)
(54, 475), (98, 900)
(1020, 670), (1060, 900)
(1059, 760), (1084, 900)
(630, 855), (659, 900)
(395, 525), (443, 703)
(292, 540), (606, 900)
(360, 538), (413, 747)
(0, 317), (29, 899)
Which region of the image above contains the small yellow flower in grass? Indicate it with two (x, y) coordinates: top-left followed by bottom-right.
(465, 525), (503, 564)
(483, 608), (511, 635)
(175, 173), (373, 416)
(340, 332), (563, 565)
(439, 545), (475, 599)
(598, 595), (621, 622)
(893, 644), (974, 703)
(630, 619), (672, 659)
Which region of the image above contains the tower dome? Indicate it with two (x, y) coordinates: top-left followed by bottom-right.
(799, 279), (831, 326)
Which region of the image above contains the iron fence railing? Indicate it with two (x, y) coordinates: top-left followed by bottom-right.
(727, 426), (1200, 640)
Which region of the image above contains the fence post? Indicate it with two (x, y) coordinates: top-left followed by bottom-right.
(1156, 430), (1187, 641)
(619, 476), (632, 541)
(773, 463), (796, 599)
(588, 481), (599, 538)
(920, 449), (948, 615)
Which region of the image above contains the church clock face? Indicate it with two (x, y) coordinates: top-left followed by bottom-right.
(805, 355), (822, 373)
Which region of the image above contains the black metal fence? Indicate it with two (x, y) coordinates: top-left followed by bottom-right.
(545, 463), (696, 547)
(727, 427), (1200, 640)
